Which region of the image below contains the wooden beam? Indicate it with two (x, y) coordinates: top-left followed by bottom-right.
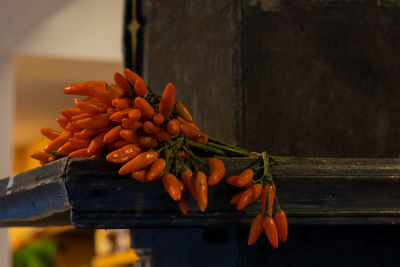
(1, 157), (399, 227)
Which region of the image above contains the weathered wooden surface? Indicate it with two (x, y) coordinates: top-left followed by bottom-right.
(1, 157), (400, 227)
(0, 157), (71, 227)
(140, 0), (400, 158)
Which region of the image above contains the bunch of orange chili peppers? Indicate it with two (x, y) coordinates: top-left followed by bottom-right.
(30, 68), (287, 248)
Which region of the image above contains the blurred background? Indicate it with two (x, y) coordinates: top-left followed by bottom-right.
(1, 0), (138, 266)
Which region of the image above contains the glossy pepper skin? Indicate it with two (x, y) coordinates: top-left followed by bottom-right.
(195, 171), (208, 212)
(162, 173), (182, 201)
(119, 150), (158, 175)
(174, 101), (193, 123)
(263, 216), (279, 248)
(159, 82), (175, 118)
(106, 144), (142, 163)
(248, 214), (264, 245)
(208, 158), (226, 186)
(274, 211), (288, 242)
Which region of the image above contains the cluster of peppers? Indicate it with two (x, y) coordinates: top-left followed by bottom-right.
(30, 68), (287, 248)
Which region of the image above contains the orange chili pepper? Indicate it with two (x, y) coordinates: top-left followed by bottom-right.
(152, 113), (164, 125)
(134, 78), (147, 97)
(109, 109), (130, 122)
(178, 181), (188, 215)
(177, 116), (201, 131)
(174, 102), (193, 123)
(111, 97), (132, 109)
(113, 139), (131, 148)
(71, 113), (92, 122)
(107, 108), (116, 116)
(75, 113), (110, 129)
(57, 142), (75, 155)
(78, 128), (101, 139)
(61, 107), (83, 120)
(76, 99), (107, 114)
(56, 117), (69, 130)
(103, 125), (123, 144)
(122, 119), (143, 131)
(138, 135), (158, 149)
(87, 132), (107, 156)
(274, 211), (288, 242)
(131, 169), (149, 182)
(65, 122), (80, 133)
(30, 150), (54, 162)
(69, 138), (91, 149)
(162, 173), (182, 201)
(134, 97), (154, 120)
(128, 109), (141, 121)
(91, 83), (124, 104)
(119, 149), (158, 175)
(267, 185), (274, 217)
(120, 129), (141, 144)
(248, 214), (264, 246)
(143, 121), (160, 135)
(154, 129), (172, 141)
(192, 132), (208, 145)
(114, 72), (132, 96)
(123, 68), (142, 85)
(159, 82), (175, 118)
(40, 128), (61, 140)
(229, 191), (243, 204)
(208, 158), (225, 186)
(237, 184), (261, 210)
(44, 131), (71, 152)
(106, 144), (142, 163)
(226, 175), (239, 186)
(195, 171), (208, 212)
(261, 184), (269, 213)
(181, 169), (197, 200)
(166, 120), (181, 135)
(263, 217), (279, 248)
(64, 81), (105, 96)
(236, 169), (254, 187)
(69, 148), (90, 158)
(146, 158), (166, 181)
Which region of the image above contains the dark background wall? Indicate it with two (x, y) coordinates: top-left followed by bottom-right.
(130, 0), (400, 266)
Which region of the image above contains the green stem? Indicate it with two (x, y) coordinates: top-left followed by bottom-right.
(207, 142), (252, 157)
(182, 146), (207, 166)
(186, 139), (226, 156)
